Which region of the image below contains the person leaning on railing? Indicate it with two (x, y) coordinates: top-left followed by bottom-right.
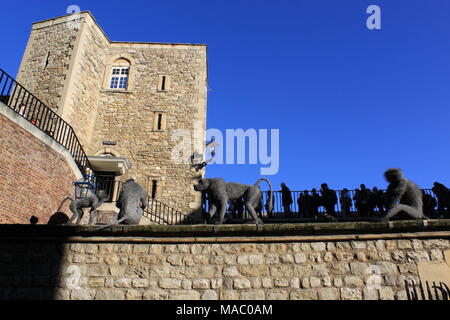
(320, 183), (337, 215)
(297, 191), (309, 218)
(432, 182), (450, 216)
(422, 190), (437, 217)
(340, 189), (352, 217)
(280, 183), (293, 215)
(309, 188), (322, 218)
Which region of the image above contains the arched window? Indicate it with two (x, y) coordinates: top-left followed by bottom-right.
(109, 58), (130, 90)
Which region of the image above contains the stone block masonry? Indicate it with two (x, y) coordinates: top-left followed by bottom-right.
(0, 220), (449, 300)
(15, 11), (208, 217)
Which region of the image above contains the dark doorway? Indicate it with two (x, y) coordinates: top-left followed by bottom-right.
(94, 171), (116, 202)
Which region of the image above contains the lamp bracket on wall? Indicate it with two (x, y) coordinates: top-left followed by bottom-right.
(190, 137), (218, 172)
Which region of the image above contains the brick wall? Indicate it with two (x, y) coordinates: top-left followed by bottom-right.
(0, 111), (78, 224)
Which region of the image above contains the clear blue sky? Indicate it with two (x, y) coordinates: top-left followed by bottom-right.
(1, 0), (449, 191)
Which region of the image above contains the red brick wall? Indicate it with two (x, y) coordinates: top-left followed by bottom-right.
(0, 113), (77, 224)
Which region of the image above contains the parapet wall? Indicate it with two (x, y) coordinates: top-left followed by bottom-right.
(0, 220), (449, 300)
(0, 102), (81, 224)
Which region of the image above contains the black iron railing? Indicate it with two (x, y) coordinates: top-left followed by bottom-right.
(263, 189), (439, 215)
(0, 68), (91, 173)
(203, 188), (444, 220)
(144, 198), (194, 225)
(98, 180), (192, 225)
(405, 280), (449, 300)
(95, 177), (123, 203)
(94, 179), (445, 225)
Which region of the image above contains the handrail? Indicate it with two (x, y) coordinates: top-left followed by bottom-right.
(203, 188), (443, 220)
(405, 280), (450, 300)
(144, 198), (194, 225)
(0, 68), (92, 173)
(110, 182), (194, 225)
(258, 188), (439, 215)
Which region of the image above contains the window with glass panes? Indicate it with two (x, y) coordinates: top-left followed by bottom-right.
(109, 67), (129, 90)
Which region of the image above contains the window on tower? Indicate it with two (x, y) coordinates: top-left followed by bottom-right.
(109, 67), (129, 90)
(109, 58), (131, 90)
(153, 112), (167, 131)
(158, 74), (171, 92)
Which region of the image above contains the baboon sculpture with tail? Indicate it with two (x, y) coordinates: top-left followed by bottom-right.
(55, 190), (109, 225)
(194, 177), (273, 225)
(381, 168), (427, 222)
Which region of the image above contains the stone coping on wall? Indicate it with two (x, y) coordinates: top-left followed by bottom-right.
(0, 219), (449, 244)
(31, 11), (207, 47)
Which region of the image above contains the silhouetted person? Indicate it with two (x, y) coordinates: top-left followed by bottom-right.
(229, 198), (245, 219)
(320, 183), (337, 214)
(310, 188), (322, 217)
(357, 184), (371, 216)
(340, 189), (352, 216)
(297, 191), (310, 218)
(365, 187), (375, 215)
(370, 187), (385, 215)
(422, 190), (437, 217)
(432, 182), (450, 215)
(354, 189), (361, 215)
(280, 183), (293, 215)
(265, 192), (274, 218)
(368, 187), (376, 214)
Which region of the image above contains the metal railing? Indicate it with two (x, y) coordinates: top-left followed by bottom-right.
(95, 177), (123, 203)
(203, 188), (443, 220)
(264, 189), (439, 215)
(144, 198), (194, 225)
(93, 180), (445, 225)
(405, 280), (449, 300)
(0, 68), (91, 173)
(97, 179), (193, 225)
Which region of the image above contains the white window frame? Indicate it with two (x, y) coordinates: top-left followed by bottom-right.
(109, 67), (129, 90)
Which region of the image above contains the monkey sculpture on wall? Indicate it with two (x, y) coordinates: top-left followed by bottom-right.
(194, 177), (273, 225)
(115, 179), (148, 225)
(381, 168), (427, 222)
(56, 190), (109, 225)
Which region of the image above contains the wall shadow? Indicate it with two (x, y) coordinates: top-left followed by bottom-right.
(0, 225), (69, 300)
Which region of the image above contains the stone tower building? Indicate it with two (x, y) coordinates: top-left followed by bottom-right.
(16, 11), (208, 216)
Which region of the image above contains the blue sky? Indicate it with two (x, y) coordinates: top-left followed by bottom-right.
(1, 0), (450, 191)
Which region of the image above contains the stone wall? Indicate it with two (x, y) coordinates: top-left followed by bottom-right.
(59, 15), (109, 148)
(16, 15), (81, 112)
(88, 40), (207, 213)
(57, 239), (449, 301)
(0, 222), (449, 300)
(16, 12), (208, 216)
(0, 103), (80, 224)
